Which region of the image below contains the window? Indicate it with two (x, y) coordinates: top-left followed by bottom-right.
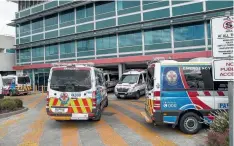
(77, 38), (94, 52)
(20, 48), (31, 62)
(143, 73), (146, 82)
(117, 0), (140, 10)
(45, 44), (58, 56)
(144, 27), (171, 44)
(60, 9), (74, 24)
(182, 66), (213, 90)
(138, 74), (143, 84)
(20, 22), (30, 35)
(50, 70), (91, 92)
(32, 18), (43, 33)
(96, 35), (117, 50)
(104, 74), (109, 81)
(110, 74), (118, 81)
(32, 47), (44, 58)
(95, 71), (104, 86)
(76, 4), (93, 20)
(214, 81), (228, 91)
(119, 31), (142, 47)
(207, 22), (211, 39)
(95, 1), (115, 15)
(146, 66), (154, 89)
(60, 41), (75, 54)
(45, 14), (58, 30)
(174, 23), (204, 41)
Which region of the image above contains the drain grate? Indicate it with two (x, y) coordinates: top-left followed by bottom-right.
(103, 112), (116, 116)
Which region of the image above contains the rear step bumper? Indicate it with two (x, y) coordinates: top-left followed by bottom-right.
(140, 111), (153, 123)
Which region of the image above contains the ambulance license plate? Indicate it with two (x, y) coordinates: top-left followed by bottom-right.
(120, 95), (124, 98)
(71, 114), (88, 120)
(54, 108), (67, 113)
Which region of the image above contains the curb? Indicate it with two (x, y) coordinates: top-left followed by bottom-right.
(0, 107), (28, 119)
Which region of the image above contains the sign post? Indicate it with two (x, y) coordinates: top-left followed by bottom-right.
(211, 13), (233, 146)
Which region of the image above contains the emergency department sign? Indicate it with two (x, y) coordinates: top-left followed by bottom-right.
(211, 16), (234, 58)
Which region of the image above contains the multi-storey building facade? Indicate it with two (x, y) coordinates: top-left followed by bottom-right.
(9, 0), (233, 89)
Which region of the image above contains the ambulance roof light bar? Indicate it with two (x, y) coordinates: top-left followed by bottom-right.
(52, 62), (94, 67)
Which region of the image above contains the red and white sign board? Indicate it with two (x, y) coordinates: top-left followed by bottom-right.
(212, 59), (234, 81)
(211, 16), (234, 58)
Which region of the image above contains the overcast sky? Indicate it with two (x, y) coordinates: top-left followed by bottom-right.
(0, 0), (17, 37)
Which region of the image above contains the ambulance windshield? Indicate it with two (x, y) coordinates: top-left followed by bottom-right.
(119, 74), (139, 84)
(50, 70), (91, 92)
(18, 77), (30, 84)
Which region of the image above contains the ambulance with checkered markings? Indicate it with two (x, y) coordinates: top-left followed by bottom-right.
(46, 63), (108, 121)
(2, 74), (32, 96)
(141, 57), (228, 134)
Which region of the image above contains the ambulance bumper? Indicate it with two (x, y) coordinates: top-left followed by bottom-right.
(115, 91), (138, 98)
(46, 108), (99, 120)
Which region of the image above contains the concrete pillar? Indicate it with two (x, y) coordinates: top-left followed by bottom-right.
(118, 64), (126, 79)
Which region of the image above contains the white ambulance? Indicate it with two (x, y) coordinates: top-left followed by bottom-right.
(142, 57), (228, 134)
(46, 63), (108, 121)
(114, 69), (147, 99)
(104, 71), (118, 92)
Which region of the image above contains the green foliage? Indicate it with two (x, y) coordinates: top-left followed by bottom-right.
(206, 110), (229, 146)
(0, 98), (23, 111)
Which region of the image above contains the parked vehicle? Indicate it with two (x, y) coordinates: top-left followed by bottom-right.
(0, 74), (4, 99)
(2, 74), (32, 96)
(114, 69), (146, 99)
(141, 57), (228, 134)
(46, 63), (108, 121)
(104, 71), (118, 92)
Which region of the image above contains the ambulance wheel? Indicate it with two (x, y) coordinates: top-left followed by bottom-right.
(93, 108), (102, 121)
(135, 91), (140, 99)
(104, 98), (108, 107)
(179, 112), (202, 134)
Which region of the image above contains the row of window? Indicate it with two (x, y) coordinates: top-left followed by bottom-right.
(16, 1), (205, 37)
(17, 22), (208, 63)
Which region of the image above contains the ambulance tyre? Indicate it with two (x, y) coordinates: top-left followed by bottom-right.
(93, 107), (102, 121)
(135, 91), (140, 99)
(104, 98), (108, 107)
(179, 112), (202, 134)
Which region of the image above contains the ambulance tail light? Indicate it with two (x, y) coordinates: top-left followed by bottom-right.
(92, 91), (97, 107)
(153, 91), (161, 110)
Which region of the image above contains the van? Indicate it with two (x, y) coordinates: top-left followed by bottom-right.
(46, 63), (108, 121)
(104, 71), (119, 92)
(114, 69), (146, 99)
(141, 58), (228, 134)
(2, 75), (32, 96)
(0, 74), (4, 99)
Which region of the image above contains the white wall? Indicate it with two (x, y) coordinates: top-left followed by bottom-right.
(0, 35), (15, 49)
(0, 53), (15, 71)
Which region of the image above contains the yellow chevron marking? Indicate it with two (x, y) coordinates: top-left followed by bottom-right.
(87, 99), (92, 110)
(70, 100), (78, 113)
(78, 98), (87, 113)
(49, 98), (54, 111)
(56, 100), (61, 106)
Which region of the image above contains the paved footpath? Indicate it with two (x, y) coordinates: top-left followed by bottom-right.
(0, 93), (207, 146)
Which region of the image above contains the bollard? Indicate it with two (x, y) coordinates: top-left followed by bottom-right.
(42, 85), (44, 93)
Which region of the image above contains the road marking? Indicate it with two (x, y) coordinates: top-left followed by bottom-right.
(95, 119), (128, 146)
(130, 101), (145, 108)
(27, 94), (46, 109)
(114, 101), (193, 139)
(106, 107), (176, 146)
(18, 107), (48, 146)
(61, 122), (80, 146)
(0, 114), (25, 139)
(112, 101), (142, 117)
